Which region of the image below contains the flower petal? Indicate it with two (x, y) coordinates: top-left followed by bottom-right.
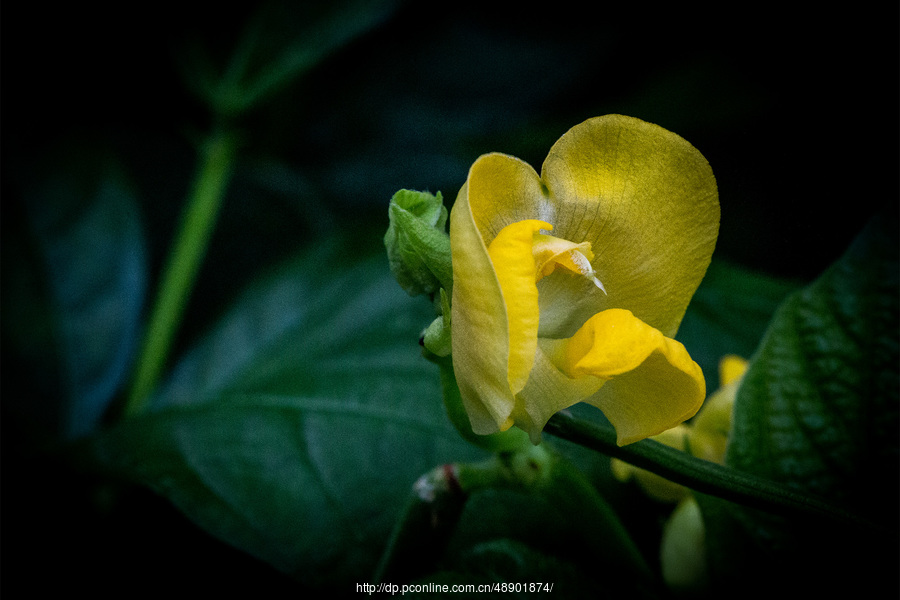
(487, 219), (551, 394)
(449, 179), (516, 434)
(465, 152), (553, 245)
(448, 152), (554, 435)
(532, 233), (605, 292)
(540, 115), (719, 339)
(551, 308), (706, 445)
(513, 345), (605, 443)
(718, 354), (748, 386)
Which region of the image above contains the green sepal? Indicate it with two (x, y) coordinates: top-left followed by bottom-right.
(384, 189), (453, 296)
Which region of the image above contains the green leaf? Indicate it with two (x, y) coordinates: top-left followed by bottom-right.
(440, 482), (660, 598)
(79, 239), (484, 587)
(698, 214), (899, 594)
(152, 237), (433, 405)
(5, 142), (147, 438)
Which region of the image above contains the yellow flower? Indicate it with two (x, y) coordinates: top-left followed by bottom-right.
(449, 115), (720, 445)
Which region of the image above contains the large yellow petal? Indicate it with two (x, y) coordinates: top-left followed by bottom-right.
(487, 219), (551, 394)
(449, 180), (516, 434)
(550, 308), (706, 445)
(540, 115), (719, 339)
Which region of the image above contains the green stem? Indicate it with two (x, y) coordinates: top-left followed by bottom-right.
(124, 131), (237, 417)
(544, 411), (874, 531)
(373, 464), (467, 585)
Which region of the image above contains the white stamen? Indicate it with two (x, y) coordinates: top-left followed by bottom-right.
(570, 250), (607, 295)
(588, 272), (607, 294)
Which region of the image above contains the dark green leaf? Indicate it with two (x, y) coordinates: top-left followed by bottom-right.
(152, 238), (437, 405)
(80, 240), (483, 586)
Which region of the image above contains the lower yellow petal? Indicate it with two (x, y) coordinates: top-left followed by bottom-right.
(513, 344), (605, 443)
(551, 308), (705, 445)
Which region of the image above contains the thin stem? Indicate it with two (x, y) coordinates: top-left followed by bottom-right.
(373, 464), (466, 585)
(124, 131), (237, 417)
(544, 411), (874, 531)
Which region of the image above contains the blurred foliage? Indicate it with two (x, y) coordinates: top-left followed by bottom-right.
(700, 215), (899, 596)
(2, 0), (897, 596)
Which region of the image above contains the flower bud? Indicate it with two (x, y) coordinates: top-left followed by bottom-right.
(385, 189), (452, 296)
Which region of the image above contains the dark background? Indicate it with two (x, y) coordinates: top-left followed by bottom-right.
(3, 1), (897, 594)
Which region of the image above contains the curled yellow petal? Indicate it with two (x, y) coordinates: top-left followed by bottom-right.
(551, 308), (705, 445)
(487, 219), (551, 394)
(532, 233), (605, 292)
(449, 153), (552, 435)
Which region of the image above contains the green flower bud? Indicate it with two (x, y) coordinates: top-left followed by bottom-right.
(384, 189), (452, 296)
